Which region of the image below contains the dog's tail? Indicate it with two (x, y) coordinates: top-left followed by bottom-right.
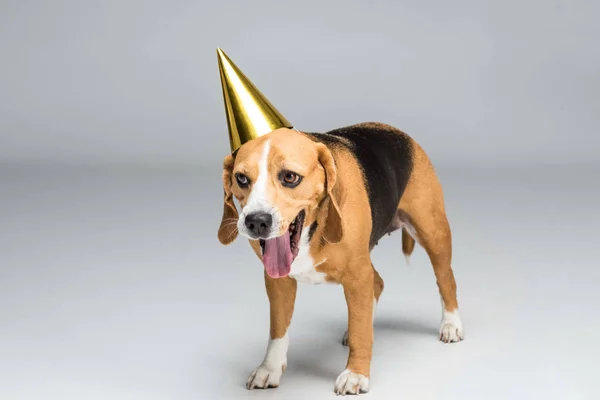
(402, 228), (416, 262)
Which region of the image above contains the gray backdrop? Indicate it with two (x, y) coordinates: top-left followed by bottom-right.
(1, 1), (599, 400)
(2, 0), (598, 167)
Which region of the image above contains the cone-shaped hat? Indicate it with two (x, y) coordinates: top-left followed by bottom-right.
(217, 48), (293, 152)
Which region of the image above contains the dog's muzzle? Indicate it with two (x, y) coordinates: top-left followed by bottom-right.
(244, 212), (273, 238)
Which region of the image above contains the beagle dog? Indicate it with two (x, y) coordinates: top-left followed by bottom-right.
(217, 122), (463, 395)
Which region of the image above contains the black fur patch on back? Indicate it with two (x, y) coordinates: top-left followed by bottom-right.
(307, 124), (413, 247)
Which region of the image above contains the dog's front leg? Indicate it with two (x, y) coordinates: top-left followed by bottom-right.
(335, 268), (374, 395)
(246, 272), (297, 390)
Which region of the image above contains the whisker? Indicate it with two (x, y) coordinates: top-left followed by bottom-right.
(226, 228), (239, 240)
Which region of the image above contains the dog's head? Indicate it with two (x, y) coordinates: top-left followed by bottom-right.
(217, 128), (343, 278)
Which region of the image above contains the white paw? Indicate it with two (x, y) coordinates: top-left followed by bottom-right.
(246, 364), (285, 390)
(440, 322), (463, 343)
(341, 330), (349, 346)
(334, 369), (370, 395)
(439, 309), (464, 343)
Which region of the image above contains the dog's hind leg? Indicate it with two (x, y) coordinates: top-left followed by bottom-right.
(401, 228), (416, 261)
(398, 140), (463, 343)
(407, 207), (463, 343)
(246, 272), (297, 390)
(342, 264), (383, 346)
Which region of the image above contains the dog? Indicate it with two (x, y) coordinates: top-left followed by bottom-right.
(217, 122), (463, 395)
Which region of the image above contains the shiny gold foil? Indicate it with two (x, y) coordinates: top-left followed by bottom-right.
(217, 48), (293, 152)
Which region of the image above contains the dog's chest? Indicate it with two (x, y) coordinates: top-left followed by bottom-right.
(289, 228), (330, 285)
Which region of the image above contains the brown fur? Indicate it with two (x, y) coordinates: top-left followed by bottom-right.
(397, 140), (458, 311)
(402, 229), (416, 257)
(218, 124), (459, 386)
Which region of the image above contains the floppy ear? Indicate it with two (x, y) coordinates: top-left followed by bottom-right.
(316, 143), (343, 244)
(217, 154), (239, 245)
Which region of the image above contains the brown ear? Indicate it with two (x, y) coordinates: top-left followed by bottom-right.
(217, 154), (239, 245)
(316, 143), (343, 244)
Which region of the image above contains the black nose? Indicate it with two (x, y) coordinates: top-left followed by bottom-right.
(244, 212), (273, 237)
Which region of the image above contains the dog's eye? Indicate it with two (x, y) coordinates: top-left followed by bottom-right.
(235, 173), (250, 188)
(280, 171), (302, 188)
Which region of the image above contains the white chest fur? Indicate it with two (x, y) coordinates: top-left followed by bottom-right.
(289, 227), (330, 285)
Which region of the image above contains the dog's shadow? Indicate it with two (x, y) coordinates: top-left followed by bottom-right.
(373, 317), (438, 337)
(288, 316), (437, 383)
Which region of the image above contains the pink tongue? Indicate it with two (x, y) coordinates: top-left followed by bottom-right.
(262, 231), (293, 278)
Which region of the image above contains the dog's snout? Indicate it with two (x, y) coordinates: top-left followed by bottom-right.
(245, 212), (273, 237)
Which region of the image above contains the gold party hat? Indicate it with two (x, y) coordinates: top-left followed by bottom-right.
(217, 48), (293, 152)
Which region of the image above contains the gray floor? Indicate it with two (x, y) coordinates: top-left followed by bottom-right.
(1, 164), (598, 400)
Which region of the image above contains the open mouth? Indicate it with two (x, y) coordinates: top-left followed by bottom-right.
(259, 210), (305, 279)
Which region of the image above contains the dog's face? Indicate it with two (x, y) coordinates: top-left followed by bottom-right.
(218, 128), (343, 278)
